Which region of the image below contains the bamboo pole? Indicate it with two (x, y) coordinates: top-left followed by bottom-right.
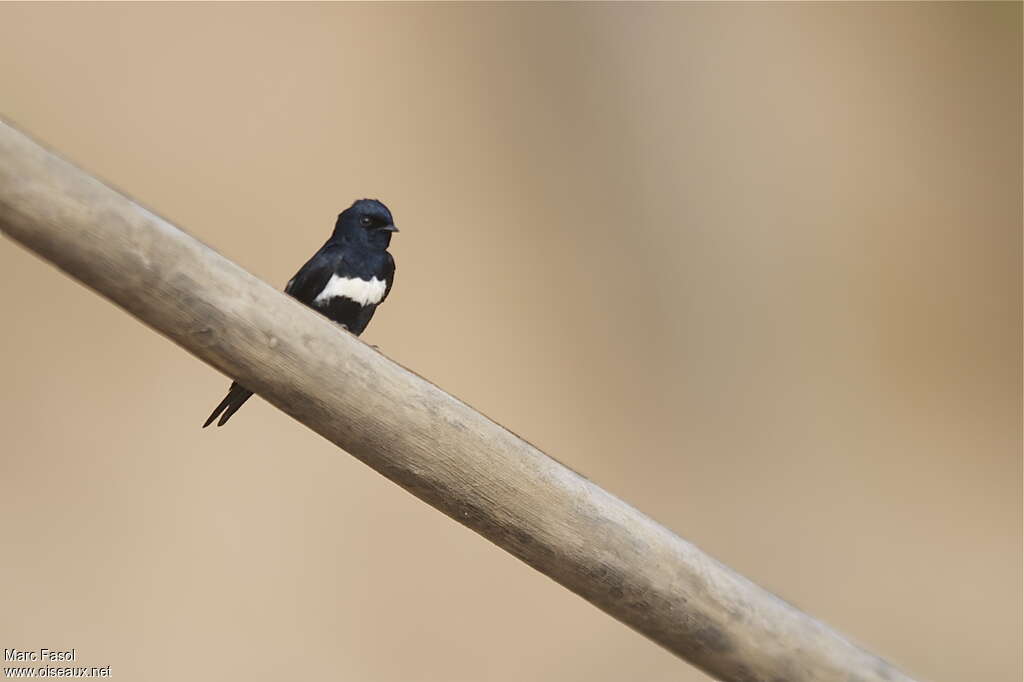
(0, 119), (917, 682)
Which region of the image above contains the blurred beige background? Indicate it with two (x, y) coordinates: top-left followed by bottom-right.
(0, 3), (1020, 681)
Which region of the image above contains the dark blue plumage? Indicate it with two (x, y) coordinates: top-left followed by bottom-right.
(203, 199), (398, 428)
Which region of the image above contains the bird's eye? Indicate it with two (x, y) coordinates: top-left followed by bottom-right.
(360, 216), (372, 227)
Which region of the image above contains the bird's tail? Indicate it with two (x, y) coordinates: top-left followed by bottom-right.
(202, 382), (254, 428)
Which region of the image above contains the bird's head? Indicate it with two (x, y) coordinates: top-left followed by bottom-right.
(334, 198), (398, 249)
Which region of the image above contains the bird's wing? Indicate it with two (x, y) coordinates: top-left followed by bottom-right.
(284, 247), (338, 305)
(381, 252), (396, 303)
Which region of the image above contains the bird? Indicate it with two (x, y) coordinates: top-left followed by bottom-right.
(203, 198), (398, 428)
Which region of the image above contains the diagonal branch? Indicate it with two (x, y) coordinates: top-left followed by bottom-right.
(0, 119), (917, 682)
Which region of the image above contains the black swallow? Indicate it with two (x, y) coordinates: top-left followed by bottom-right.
(203, 198), (398, 427)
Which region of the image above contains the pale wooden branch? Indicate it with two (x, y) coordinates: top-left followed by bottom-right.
(0, 119), (917, 682)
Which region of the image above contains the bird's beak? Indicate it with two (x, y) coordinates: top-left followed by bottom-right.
(380, 224), (399, 233)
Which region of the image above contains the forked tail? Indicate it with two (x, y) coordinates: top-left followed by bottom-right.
(203, 382), (254, 428)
